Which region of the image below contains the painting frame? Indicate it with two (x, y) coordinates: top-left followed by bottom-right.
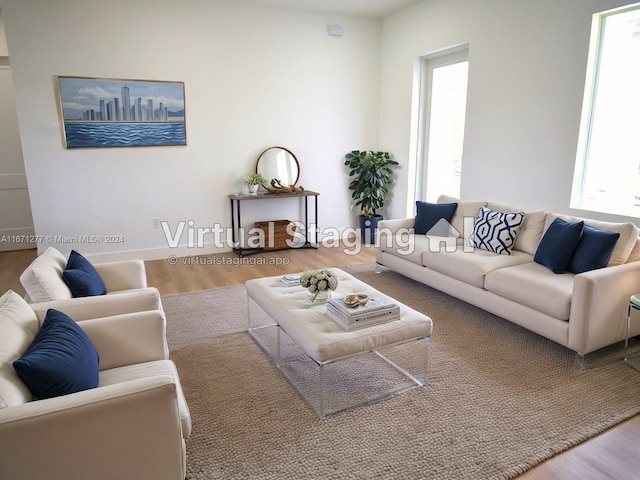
(54, 75), (187, 148)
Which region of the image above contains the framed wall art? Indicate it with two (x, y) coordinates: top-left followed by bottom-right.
(54, 76), (186, 148)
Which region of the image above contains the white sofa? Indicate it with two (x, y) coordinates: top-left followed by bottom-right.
(0, 290), (191, 480)
(376, 195), (640, 355)
(20, 247), (163, 320)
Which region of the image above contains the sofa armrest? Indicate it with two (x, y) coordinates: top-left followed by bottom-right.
(570, 261), (640, 354)
(28, 287), (163, 322)
(94, 259), (148, 291)
(79, 310), (169, 369)
(0, 376), (185, 480)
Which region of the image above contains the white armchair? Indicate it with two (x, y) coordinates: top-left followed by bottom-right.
(0, 290), (191, 480)
(20, 247), (163, 320)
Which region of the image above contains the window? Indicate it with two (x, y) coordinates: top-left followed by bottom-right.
(571, 3), (640, 217)
(414, 47), (469, 205)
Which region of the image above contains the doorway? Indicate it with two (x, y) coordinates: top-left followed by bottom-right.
(0, 9), (35, 251)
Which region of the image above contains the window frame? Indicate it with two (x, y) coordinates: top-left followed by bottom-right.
(571, 2), (640, 218)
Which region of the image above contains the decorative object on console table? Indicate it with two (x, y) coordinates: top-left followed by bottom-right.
(264, 178), (305, 194)
(344, 150), (399, 244)
(256, 146), (300, 189)
(300, 269), (338, 303)
(254, 220), (296, 251)
(244, 173), (268, 195)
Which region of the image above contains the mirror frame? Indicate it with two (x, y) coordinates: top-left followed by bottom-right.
(256, 146), (300, 186)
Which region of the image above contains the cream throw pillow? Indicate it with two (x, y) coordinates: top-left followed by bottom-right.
(0, 290), (39, 408)
(19, 247), (73, 302)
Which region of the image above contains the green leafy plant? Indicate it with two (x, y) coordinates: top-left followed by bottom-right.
(344, 150), (398, 218)
(244, 173), (268, 185)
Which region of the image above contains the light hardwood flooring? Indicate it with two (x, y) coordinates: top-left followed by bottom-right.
(144, 243), (378, 295)
(1, 246), (639, 478)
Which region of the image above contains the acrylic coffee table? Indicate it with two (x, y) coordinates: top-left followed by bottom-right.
(246, 268), (432, 418)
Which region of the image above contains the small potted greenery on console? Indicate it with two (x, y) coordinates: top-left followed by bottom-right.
(244, 173), (268, 195)
(344, 150), (398, 244)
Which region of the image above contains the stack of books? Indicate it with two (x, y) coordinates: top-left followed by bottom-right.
(281, 274), (301, 287)
(326, 296), (400, 331)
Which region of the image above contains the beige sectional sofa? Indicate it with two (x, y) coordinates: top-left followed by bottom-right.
(376, 195), (640, 356)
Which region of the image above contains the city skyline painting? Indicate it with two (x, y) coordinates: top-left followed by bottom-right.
(55, 76), (186, 148)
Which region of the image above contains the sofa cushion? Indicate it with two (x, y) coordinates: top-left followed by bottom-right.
(438, 195), (487, 245)
(486, 202), (546, 255)
(534, 218), (584, 274)
(414, 201), (458, 236)
(422, 246), (533, 288)
(19, 247), (72, 303)
(63, 250), (107, 297)
(382, 234), (447, 266)
(485, 262), (574, 320)
(546, 213), (639, 266)
(100, 360), (192, 438)
(13, 309), (100, 400)
(515, 210), (547, 255)
(469, 206), (525, 255)
(568, 225), (620, 274)
(0, 290), (39, 409)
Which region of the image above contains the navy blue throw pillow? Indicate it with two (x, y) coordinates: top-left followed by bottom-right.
(63, 250), (107, 297)
(568, 225), (620, 274)
(13, 309), (99, 400)
(414, 201), (458, 236)
(534, 218), (584, 274)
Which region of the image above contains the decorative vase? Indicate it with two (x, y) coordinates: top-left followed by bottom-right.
(247, 184), (259, 195)
(309, 289), (331, 304)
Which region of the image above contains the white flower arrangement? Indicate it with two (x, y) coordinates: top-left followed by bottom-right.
(300, 269), (339, 301)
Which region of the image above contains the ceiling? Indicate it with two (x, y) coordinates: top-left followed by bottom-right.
(219, 0), (420, 18)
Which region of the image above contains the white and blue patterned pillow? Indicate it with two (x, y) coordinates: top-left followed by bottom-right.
(470, 206), (525, 255)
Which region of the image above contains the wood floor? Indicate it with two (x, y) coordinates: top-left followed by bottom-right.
(2, 246), (639, 479)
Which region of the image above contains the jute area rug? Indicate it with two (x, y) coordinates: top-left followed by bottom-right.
(162, 264), (640, 479)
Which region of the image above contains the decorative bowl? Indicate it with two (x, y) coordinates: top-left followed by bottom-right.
(343, 293), (369, 308)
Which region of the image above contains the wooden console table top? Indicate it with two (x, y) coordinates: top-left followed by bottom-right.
(228, 190), (319, 201)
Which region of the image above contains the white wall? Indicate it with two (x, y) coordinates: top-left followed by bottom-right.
(380, 0), (639, 224)
(0, 0), (382, 260)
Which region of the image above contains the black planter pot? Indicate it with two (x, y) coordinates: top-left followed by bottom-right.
(359, 214), (383, 245)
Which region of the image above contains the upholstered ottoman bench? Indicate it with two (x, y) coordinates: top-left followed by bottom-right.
(246, 268), (432, 418)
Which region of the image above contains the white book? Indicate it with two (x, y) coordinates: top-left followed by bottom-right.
(327, 296), (399, 321)
(326, 306), (401, 331)
(281, 274), (301, 287)
(326, 302), (400, 325)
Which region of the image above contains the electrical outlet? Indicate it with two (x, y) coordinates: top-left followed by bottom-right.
(152, 217), (161, 229)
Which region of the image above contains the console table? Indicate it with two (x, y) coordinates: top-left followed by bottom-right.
(228, 190), (319, 256)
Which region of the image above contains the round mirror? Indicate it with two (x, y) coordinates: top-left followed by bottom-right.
(256, 147), (300, 186)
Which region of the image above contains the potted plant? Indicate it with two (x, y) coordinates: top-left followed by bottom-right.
(244, 173), (268, 195)
(344, 150), (398, 244)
